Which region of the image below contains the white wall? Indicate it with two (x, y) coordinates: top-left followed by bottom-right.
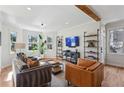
(57, 22), (100, 58)
(0, 11), (23, 68)
(0, 11), (41, 68)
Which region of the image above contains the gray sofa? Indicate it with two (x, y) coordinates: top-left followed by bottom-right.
(12, 58), (52, 87)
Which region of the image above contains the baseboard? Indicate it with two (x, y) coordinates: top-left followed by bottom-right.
(105, 64), (124, 69)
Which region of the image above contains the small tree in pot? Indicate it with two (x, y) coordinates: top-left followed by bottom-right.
(39, 34), (46, 57)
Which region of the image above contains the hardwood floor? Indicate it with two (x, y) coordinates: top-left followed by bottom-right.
(102, 65), (124, 87)
(0, 66), (13, 87)
(0, 64), (124, 87)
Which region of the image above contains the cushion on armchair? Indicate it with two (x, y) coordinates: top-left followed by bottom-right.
(77, 58), (96, 68)
(86, 62), (101, 71)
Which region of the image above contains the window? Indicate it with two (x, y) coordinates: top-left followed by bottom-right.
(10, 32), (17, 52)
(109, 28), (124, 54)
(28, 35), (39, 50)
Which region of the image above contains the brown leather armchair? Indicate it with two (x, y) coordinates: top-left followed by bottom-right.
(65, 58), (104, 87)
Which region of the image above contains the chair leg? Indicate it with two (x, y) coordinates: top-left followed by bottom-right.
(67, 81), (70, 86)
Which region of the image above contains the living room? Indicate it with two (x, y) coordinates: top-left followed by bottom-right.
(0, 4), (124, 89)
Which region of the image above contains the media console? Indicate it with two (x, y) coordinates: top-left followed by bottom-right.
(62, 50), (80, 64)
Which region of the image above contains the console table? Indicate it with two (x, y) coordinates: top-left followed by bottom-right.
(62, 50), (80, 64)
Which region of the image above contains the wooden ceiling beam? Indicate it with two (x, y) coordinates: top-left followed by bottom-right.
(75, 5), (101, 21)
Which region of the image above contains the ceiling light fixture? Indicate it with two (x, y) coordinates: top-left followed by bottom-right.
(27, 7), (32, 11)
(41, 23), (46, 27)
(41, 24), (44, 26)
(65, 22), (69, 24)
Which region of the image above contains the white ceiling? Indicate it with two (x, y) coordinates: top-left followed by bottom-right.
(91, 5), (124, 24)
(0, 5), (124, 32)
(0, 5), (94, 32)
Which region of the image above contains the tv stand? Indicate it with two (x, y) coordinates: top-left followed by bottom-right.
(63, 50), (80, 64)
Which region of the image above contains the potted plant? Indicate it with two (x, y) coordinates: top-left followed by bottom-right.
(39, 34), (46, 58)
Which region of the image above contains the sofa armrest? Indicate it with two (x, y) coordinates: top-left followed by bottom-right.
(91, 64), (104, 86)
(16, 65), (52, 87)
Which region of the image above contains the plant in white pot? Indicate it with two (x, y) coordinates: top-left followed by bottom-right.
(39, 34), (46, 58)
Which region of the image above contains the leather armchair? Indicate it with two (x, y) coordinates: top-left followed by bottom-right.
(65, 58), (104, 87)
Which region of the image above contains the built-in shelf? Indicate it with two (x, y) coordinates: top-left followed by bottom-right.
(85, 46), (97, 48)
(84, 56), (99, 61)
(84, 34), (97, 37)
(84, 29), (99, 61)
(84, 40), (99, 42)
(56, 36), (63, 58)
(86, 51), (99, 54)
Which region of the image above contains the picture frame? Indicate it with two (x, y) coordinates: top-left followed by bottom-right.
(47, 36), (53, 50)
(47, 36), (52, 43)
(47, 44), (52, 49)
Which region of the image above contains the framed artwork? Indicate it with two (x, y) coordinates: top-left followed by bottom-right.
(47, 37), (52, 43)
(47, 44), (52, 49)
(47, 36), (52, 50)
(10, 32), (17, 52)
(0, 32), (1, 46)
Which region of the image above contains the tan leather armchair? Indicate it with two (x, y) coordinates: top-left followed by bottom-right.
(65, 58), (104, 87)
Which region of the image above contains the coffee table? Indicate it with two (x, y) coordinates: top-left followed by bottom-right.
(40, 60), (64, 74)
(47, 61), (64, 74)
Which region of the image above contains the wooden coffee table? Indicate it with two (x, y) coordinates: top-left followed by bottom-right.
(39, 58), (64, 74)
(47, 61), (64, 74)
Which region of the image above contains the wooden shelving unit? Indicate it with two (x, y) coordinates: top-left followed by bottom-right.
(56, 36), (63, 58)
(84, 29), (99, 61)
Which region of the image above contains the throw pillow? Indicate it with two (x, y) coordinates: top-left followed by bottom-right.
(27, 58), (39, 68)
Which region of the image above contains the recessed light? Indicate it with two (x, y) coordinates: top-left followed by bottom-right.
(27, 7), (32, 11)
(65, 22), (69, 24)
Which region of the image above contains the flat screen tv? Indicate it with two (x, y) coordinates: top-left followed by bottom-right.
(66, 36), (79, 47)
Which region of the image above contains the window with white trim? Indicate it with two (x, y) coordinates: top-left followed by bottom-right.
(28, 34), (39, 51)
